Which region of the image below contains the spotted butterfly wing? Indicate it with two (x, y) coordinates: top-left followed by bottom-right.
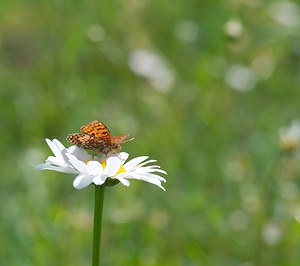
(67, 133), (107, 150)
(67, 120), (134, 155)
(80, 120), (111, 144)
(111, 134), (130, 144)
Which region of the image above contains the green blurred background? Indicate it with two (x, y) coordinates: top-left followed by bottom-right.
(2, 0), (300, 265)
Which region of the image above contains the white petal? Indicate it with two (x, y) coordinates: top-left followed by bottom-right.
(119, 172), (165, 190)
(67, 155), (88, 173)
(45, 156), (67, 166)
(114, 176), (131, 186)
(35, 163), (77, 173)
(137, 160), (157, 168)
(46, 139), (63, 159)
(140, 173), (167, 182)
(135, 174), (166, 190)
(53, 139), (65, 150)
(105, 156), (122, 176)
(140, 164), (161, 169)
(123, 156), (149, 170)
(73, 174), (94, 189)
(87, 161), (103, 175)
(93, 175), (107, 185)
(119, 152), (129, 157)
(68, 146), (90, 161)
(155, 169), (168, 175)
(118, 152), (129, 163)
(136, 167), (167, 175)
(35, 163), (50, 170)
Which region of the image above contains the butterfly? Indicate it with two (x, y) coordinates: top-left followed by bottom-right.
(67, 120), (134, 155)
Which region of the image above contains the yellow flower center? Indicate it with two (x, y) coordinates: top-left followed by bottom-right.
(100, 161), (126, 175)
(84, 160), (126, 175)
(117, 165), (126, 175)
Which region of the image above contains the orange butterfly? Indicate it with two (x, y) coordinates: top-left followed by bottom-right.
(67, 120), (133, 155)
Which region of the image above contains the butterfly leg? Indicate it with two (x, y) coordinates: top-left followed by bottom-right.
(91, 150), (99, 160)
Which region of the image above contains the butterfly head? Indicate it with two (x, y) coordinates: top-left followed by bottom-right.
(111, 134), (134, 153)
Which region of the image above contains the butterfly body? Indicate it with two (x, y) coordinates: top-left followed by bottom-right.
(67, 120), (133, 155)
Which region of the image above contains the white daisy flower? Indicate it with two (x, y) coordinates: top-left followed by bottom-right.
(279, 120), (300, 150)
(36, 139), (167, 191)
(35, 138), (87, 174)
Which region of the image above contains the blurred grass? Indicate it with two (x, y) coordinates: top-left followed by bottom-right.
(2, 0), (300, 265)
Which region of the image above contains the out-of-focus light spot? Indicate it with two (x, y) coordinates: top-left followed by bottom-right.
(240, 184), (261, 213)
(228, 210), (249, 231)
(148, 210), (169, 230)
(242, 194), (261, 213)
(292, 206), (300, 222)
(174, 20), (199, 43)
(225, 64), (257, 92)
(223, 18), (244, 38)
(225, 160), (245, 181)
(281, 181), (299, 200)
(279, 119), (300, 150)
(109, 201), (144, 224)
(261, 222), (282, 246)
(268, 1), (300, 28)
(240, 184), (258, 197)
(141, 93), (167, 116)
(225, 153), (250, 181)
(128, 49), (174, 93)
(87, 25), (106, 42)
(69, 209), (92, 230)
(110, 208), (132, 224)
(251, 53), (276, 80)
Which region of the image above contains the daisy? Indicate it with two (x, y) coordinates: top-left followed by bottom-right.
(36, 139), (167, 190)
(279, 119), (300, 150)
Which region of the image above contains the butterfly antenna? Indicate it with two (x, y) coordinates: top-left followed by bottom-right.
(123, 137), (134, 143)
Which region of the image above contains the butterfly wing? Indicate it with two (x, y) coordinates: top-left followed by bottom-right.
(67, 133), (107, 150)
(80, 120), (111, 144)
(111, 134), (130, 144)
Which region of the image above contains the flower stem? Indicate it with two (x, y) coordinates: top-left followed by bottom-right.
(92, 185), (105, 266)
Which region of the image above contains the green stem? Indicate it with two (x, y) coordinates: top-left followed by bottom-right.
(92, 185), (105, 266)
